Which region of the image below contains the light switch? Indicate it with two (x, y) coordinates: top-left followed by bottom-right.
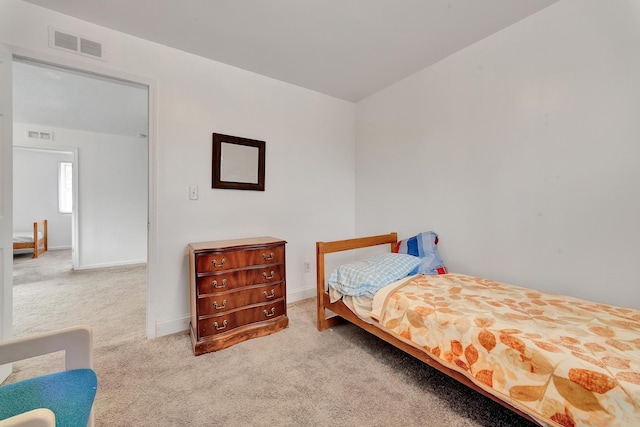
(189, 185), (198, 200)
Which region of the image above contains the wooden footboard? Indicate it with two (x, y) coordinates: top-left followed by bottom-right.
(315, 232), (542, 426)
(13, 220), (48, 258)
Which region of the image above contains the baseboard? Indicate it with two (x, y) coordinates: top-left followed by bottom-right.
(13, 246), (70, 255)
(74, 258), (147, 270)
(287, 285), (316, 303)
(154, 285), (317, 338)
(156, 315), (190, 338)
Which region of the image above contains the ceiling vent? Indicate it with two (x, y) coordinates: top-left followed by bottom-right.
(27, 130), (54, 141)
(49, 27), (104, 60)
(80, 38), (102, 58)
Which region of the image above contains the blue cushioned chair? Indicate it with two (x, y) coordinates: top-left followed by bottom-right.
(0, 326), (97, 427)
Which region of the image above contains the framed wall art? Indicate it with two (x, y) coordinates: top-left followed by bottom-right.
(212, 133), (265, 191)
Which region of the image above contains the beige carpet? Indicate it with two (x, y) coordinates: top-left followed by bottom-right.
(9, 250), (535, 426)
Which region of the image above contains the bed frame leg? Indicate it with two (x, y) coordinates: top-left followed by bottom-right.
(317, 305), (344, 331)
(33, 221), (39, 258)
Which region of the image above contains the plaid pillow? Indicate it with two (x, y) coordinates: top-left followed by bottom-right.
(328, 253), (421, 297)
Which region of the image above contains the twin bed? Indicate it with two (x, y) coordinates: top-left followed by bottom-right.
(13, 220), (48, 258)
(316, 232), (639, 427)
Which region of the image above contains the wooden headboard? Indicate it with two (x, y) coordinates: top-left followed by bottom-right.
(315, 232), (397, 330)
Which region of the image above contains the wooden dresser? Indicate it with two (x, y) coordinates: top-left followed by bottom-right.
(188, 237), (288, 355)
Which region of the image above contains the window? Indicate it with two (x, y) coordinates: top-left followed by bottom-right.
(58, 161), (73, 214)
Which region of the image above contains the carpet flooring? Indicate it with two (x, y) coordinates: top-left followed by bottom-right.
(8, 249), (536, 426)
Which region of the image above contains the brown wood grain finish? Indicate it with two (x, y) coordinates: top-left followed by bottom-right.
(197, 283), (284, 315)
(13, 219), (48, 258)
(198, 300), (286, 337)
(195, 246), (284, 273)
(189, 317), (288, 354)
(196, 265), (284, 296)
(188, 237), (288, 355)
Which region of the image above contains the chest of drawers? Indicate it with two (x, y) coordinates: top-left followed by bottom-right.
(188, 237), (288, 355)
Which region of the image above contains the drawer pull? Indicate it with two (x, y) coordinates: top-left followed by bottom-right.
(212, 279), (227, 289)
(263, 271), (275, 280)
(213, 300), (227, 310)
(211, 258), (226, 267)
(263, 307), (276, 318)
(262, 252), (275, 261)
(263, 289), (276, 299)
(213, 320), (228, 331)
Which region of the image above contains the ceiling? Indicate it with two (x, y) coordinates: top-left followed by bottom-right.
(23, 0), (559, 102)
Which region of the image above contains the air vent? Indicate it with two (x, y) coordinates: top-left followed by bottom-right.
(49, 27), (104, 60)
(80, 38), (102, 58)
(54, 31), (78, 51)
(27, 130), (54, 140)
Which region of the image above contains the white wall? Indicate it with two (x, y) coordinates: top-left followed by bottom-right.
(355, 0), (640, 309)
(13, 146), (73, 249)
(13, 124), (148, 268)
(0, 0), (356, 337)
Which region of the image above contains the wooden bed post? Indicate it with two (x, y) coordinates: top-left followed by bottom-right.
(43, 219), (48, 253)
(316, 241), (325, 330)
(389, 233), (396, 252)
(316, 241), (343, 331)
(32, 220), (48, 258)
(32, 221), (39, 258)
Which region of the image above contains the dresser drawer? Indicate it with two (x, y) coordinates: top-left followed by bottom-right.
(198, 300), (286, 338)
(197, 284), (284, 315)
(195, 245), (284, 273)
(196, 265), (284, 295)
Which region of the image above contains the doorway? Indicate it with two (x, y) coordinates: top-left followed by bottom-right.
(11, 57), (150, 334)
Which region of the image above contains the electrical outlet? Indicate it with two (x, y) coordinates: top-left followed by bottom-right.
(304, 260), (311, 273)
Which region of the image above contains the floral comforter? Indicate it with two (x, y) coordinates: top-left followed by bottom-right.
(370, 273), (640, 427)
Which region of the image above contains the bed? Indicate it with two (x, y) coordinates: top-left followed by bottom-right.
(316, 232), (640, 427)
(13, 219), (48, 258)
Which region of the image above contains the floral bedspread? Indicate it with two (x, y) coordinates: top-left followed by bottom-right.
(372, 274), (640, 427)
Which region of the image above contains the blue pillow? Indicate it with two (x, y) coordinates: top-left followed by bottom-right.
(328, 252), (421, 297)
(393, 231), (447, 275)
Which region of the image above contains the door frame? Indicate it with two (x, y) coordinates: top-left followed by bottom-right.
(0, 42), (13, 382)
(5, 44), (158, 339)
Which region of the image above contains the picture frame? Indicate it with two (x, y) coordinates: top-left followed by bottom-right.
(212, 133), (265, 191)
